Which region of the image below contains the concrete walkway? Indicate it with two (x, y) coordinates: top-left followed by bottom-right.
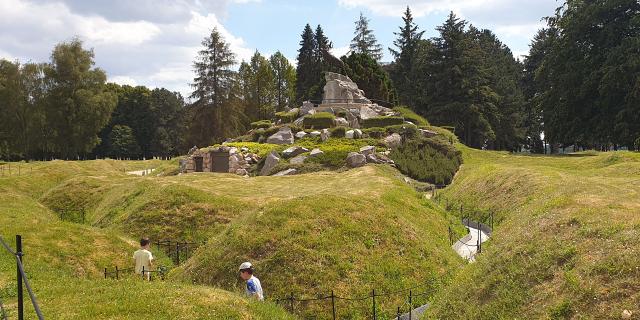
(452, 225), (490, 262)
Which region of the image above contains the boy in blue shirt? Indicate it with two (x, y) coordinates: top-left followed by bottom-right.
(239, 262), (264, 300)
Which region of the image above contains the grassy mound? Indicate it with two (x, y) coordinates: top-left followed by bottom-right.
(171, 166), (464, 318)
(425, 147), (640, 319)
(0, 161), (293, 319)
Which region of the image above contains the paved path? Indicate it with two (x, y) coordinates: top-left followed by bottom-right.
(126, 168), (155, 176)
(452, 226), (490, 262)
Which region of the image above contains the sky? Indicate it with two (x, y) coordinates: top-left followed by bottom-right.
(0, 0), (560, 99)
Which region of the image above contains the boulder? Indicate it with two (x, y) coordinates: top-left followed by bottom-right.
(288, 108), (299, 116)
(346, 152), (366, 168)
(293, 116), (305, 126)
(359, 146), (375, 157)
(345, 130), (355, 139)
(309, 148), (324, 157)
(240, 147), (249, 152)
(419, 129), (438, 138)
(359, 104), (379, 120)
(354, 129), (363, 139)
(289, 155), (307, 165)
(295, 131), (308, 139)
(321, 129), (330, 142)
(266, 126), (294, 145)
(300, 101), (315, 116)
(260, 151), (280, 176)
(335, 117), (349, 127)
(273, 168), (297, 176)
(383, 133), (402, 148)
(235, 168), (249, 176)
(309, 131), (321, 138)
(322, 72), (370, 104)
(282, 146), (309, 158)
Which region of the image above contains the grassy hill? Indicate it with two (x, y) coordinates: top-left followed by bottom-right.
(0, 160), (292, 319)
(425, 147), (640, 319)
(0, 159), (464, 319)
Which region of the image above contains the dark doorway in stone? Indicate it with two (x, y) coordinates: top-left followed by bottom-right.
(194, 156), (203, 172)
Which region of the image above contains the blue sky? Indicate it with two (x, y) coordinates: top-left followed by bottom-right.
(0, 0), (560, 98)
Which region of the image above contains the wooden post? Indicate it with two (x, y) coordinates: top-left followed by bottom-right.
(104, 268), (107, 279)
(289, 292), (294, 313)
(408, 290), (412, 320)
(16, 235), (23, 320)
(142, 266), (145, 280)
(397, 306), (401, 320)
(176, 242), (180, 265)
(116, 266), (119, 280)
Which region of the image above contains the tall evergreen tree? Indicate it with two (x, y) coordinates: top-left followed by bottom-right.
(389, 6), (424, 107)
(246, 50), (276, 121)
(296, 24), (317, 103)
(269, 51), (296, 111)
(188, 27), (244, 146)
(350, 12), (383, 61)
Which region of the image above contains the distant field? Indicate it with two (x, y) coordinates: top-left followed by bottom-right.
(426, 147), (640, 319)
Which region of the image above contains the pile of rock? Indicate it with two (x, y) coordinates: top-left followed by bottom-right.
(345, 145), (395, 168)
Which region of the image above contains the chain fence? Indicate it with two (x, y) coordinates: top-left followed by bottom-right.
(0, 235), (44, 320)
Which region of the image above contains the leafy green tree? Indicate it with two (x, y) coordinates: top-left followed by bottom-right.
(269, 51), (296, 111)
(350, 12), (383, 61)
(108, 124), (140, 158)
(44, 38), (117, 159)
(188, 27), (245, 146)
(0, 60), (47, 160)
(149, 88), (185, 157)
(246, 51), (276, 121)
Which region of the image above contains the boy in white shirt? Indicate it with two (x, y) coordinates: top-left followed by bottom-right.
(133, 237), (154, 280)
(239, 262), (264, 300)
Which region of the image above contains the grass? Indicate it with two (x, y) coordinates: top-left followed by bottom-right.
(0, 158), (463, 319)
(0, 160), (293, 319)
(424, 147), (640, 319)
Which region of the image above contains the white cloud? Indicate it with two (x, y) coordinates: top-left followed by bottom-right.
(184, 11), (254, 63)
(109, 75), (138, 86)
(337, 0), (491, 17)
(331, 46), (351, 58)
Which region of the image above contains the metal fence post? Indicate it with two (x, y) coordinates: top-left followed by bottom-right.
(289, 292), (294, 313)
(372, 289), (376, 320)
(331, 290), (336, 320)
(16, 235), (23, 320)
(142, 266), (145, 280)
(104, 268), (107, 279)
(408, 290), (412, 320)
(116, 266), (119, 280)
(176, 242), (180, 265)
(397, 306), (401, 320)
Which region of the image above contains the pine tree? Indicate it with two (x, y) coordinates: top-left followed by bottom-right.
(389, 6), (424, 107)
(270, 51), (296, 111)
(246, 50), (276, 121)
(296, 24), (317, 104)
(188, 27), (243, 145)
(350, 12), (383, 61)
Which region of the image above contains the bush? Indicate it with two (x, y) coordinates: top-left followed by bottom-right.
(441, 126), (456, 133)
(393, 106), (429, 126)
(335, 110), (347, 118)
(361, 116), (404, 128)
(251, 120), (272, 129)
(299, 138), (379, 168)
(635, 137), (640, 151)
(329, 126), (347, 138)
(275, 111), (298, 123)
(390, 137), (462, 185)
(267, 162), (326, 175)
(362, 127), (386, 139)
(303, 112), (335, 129)
(385, 124), (418, 138)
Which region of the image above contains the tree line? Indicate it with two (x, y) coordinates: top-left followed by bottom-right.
(2, 2), (638, 160)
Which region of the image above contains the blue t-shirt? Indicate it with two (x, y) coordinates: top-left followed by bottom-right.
(246, 275), (264, 300)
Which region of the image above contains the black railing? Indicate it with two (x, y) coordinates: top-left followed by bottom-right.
(0, 235), (44, 320)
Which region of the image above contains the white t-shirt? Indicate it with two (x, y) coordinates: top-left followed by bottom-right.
(246, 276), (264, 300)
(133, 249), (154, 276)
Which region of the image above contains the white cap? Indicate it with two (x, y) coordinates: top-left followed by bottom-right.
(238, 262), (253, 271)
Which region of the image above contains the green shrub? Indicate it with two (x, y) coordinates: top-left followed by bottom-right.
(275, 111), (298, 123)
(298, 138), (379, 168)
(634, 137), (640, 151)
(390, 137), (462, 185)
(329, 126), (347, 138)
(303, 112), (335, 129)
(441, 126), (456, 133)
(362, 127), (386, 139)
(393, 106), (429, 126)
(361, 116), (404, 128)
(385, 124), (418, 138)
(268, 162), (326, 175)
(250, 120), (272, 129)
(335, 110), (347, 118)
